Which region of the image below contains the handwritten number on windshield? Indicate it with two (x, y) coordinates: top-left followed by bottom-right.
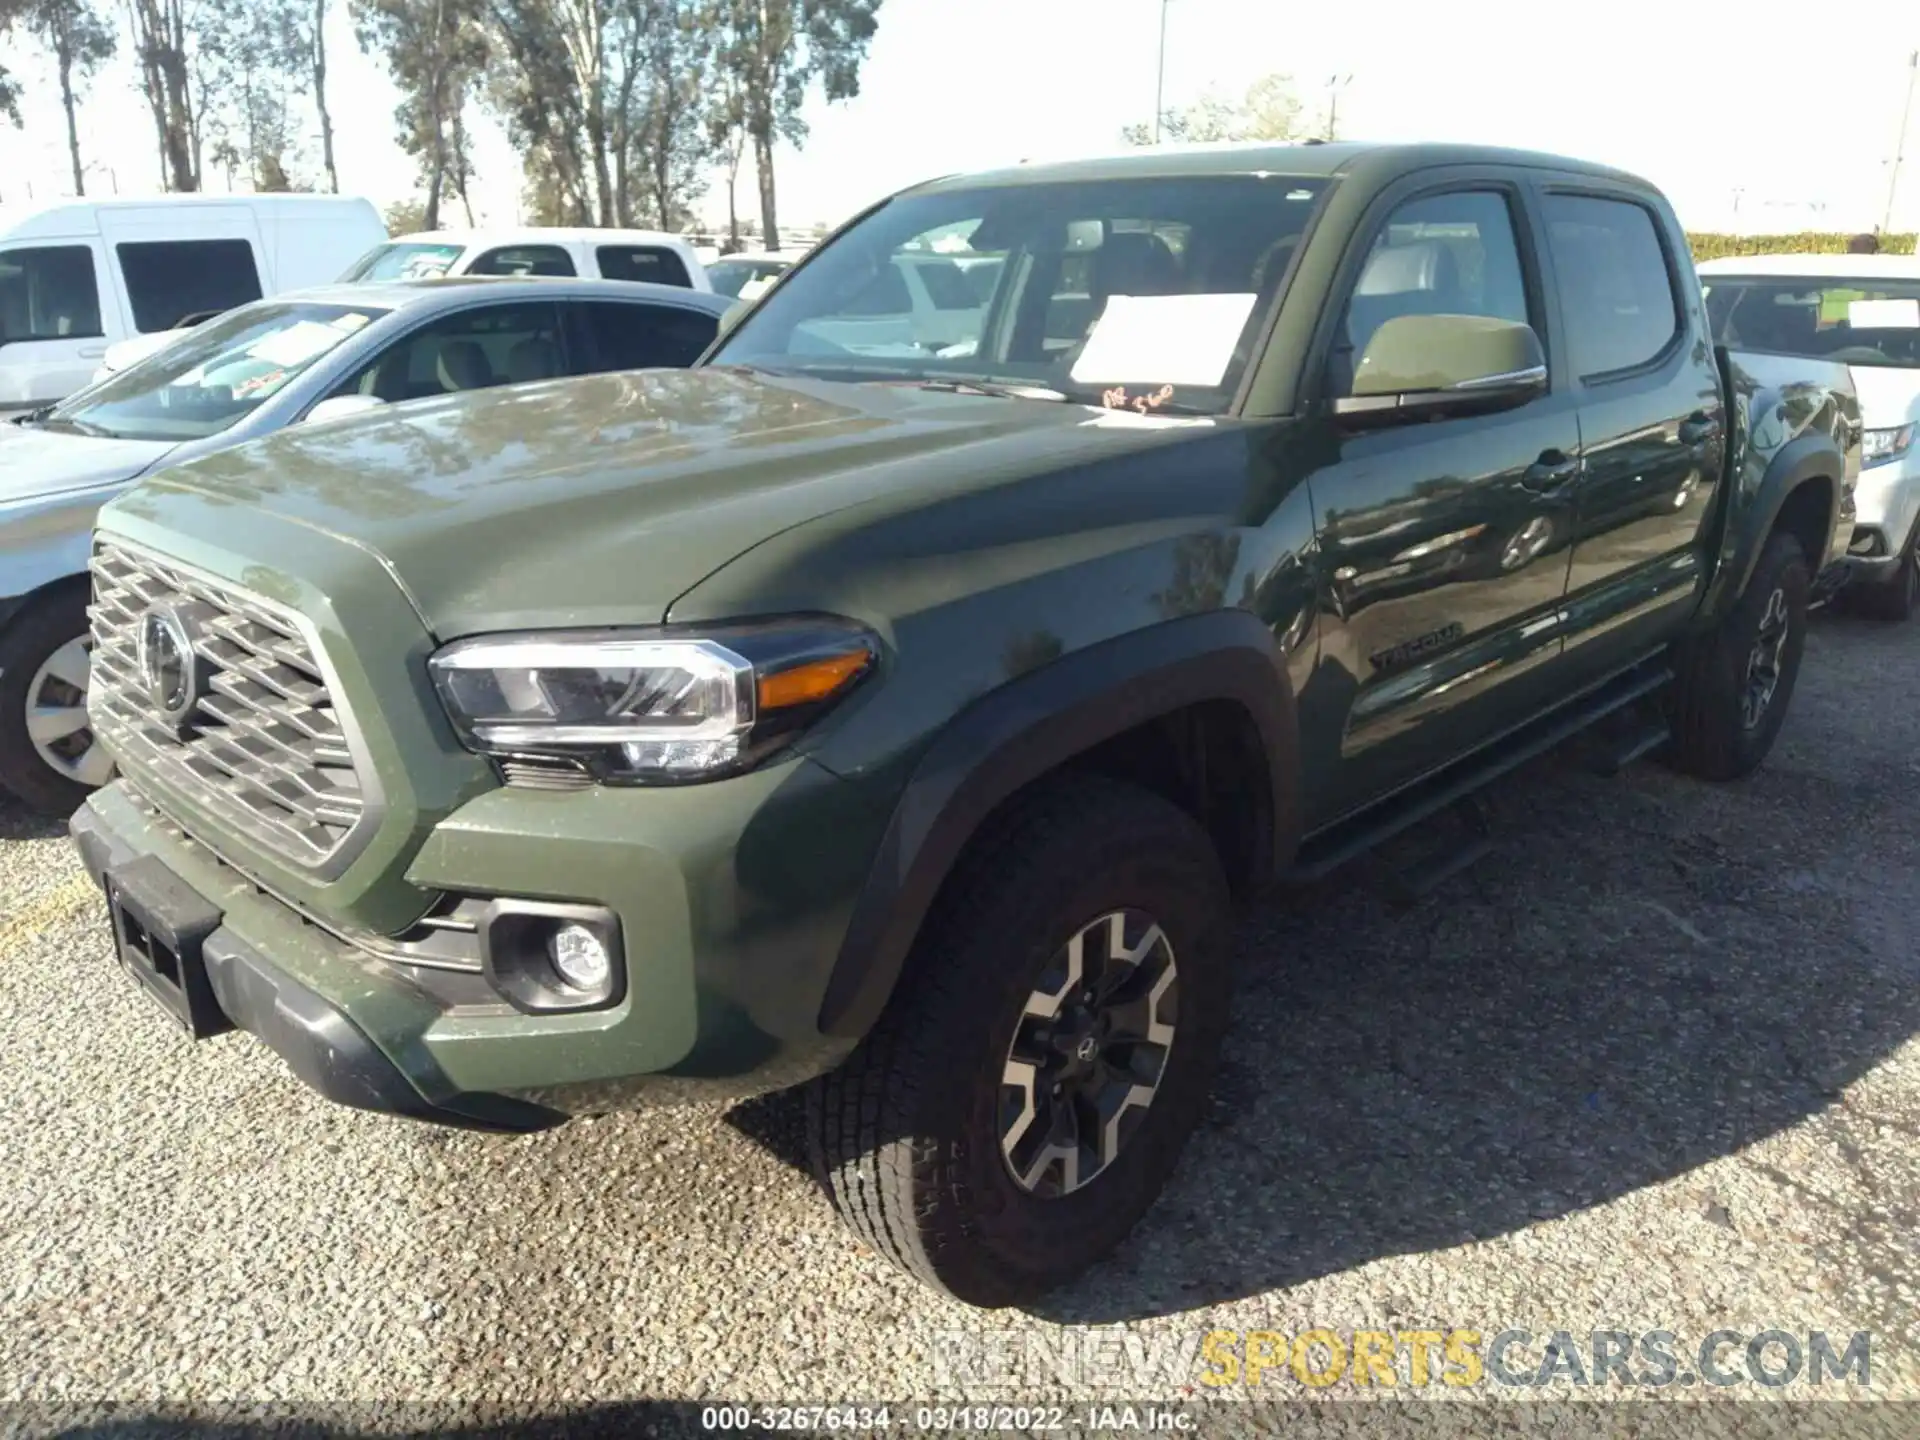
(1100, 384), (1176, 415)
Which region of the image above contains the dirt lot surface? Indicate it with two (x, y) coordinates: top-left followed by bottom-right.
(1, 607), (1915, 1434)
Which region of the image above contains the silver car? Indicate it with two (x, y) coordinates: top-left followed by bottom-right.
(0, 275), (731, 813)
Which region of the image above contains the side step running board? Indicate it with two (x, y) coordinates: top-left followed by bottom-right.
(1285, 656), (1674, 886)
(1380, 794), (1493, 909)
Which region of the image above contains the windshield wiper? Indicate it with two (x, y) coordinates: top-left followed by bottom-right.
(907, 377), (1071, 403)
(28, 415), (116, 438)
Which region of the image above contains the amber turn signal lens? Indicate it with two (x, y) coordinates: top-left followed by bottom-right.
(757, 649), (872, 711)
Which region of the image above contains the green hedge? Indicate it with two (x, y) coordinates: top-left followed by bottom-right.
(1686, 231), (1917, 260)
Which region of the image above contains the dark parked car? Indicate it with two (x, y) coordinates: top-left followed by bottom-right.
(68, 143), (1858, 1307)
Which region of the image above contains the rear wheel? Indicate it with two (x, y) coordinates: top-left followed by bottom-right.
(806, 774), (1234, 1307)
(1664, 529), (1810, 782)
(0, 586), (109, 816)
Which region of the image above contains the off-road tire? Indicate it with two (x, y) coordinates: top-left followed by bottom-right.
(806, 774), (1234, 1307)
(1848, 523), (1919, 621)
(0, 585), (98, 817)
(1664, 528), (1810, 782)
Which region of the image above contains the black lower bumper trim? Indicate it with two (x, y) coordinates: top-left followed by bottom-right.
(70, 801), (567, 1136)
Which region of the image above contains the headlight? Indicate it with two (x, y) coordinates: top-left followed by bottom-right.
(429, 618), (877, 783)
(1862, 424), (1914, 468)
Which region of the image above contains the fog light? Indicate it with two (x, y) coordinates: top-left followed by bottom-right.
(476, 899), (625, 1013)
(549, 922), (611, 990)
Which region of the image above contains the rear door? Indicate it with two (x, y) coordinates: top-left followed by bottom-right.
(1538, 184), (1727, 676)
(1298, 174), (1584, 823)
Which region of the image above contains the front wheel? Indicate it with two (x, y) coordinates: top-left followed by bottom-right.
(807, 775), (1234, 1307)
(1664, 529), (1810, 782)
(0, 585), (111, 816)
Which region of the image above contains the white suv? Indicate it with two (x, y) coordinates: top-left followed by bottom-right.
(1700, 253), (1920, 617)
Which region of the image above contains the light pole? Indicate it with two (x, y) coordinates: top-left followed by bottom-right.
(1325, 74), (1353, 141)
(1153, 0), (1171, 144)
(1884, 49), (1919, 233)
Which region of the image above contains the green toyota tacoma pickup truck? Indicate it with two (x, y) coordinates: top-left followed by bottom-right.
(69, 143), (1859, 1306)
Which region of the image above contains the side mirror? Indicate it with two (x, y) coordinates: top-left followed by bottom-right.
(303, 394), (387, 426)
(1334, 314), (1547, 426)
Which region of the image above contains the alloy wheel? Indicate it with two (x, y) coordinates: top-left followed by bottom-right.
(24, 637), (109, 788)
(1740, 587), (1791, 730)
(998, 909), (1179, 1198)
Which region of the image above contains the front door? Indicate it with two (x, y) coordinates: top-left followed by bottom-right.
(1538, 187), (1727, 674)
(0, 241), (116, 411)
(1298, 181), (1583, 828)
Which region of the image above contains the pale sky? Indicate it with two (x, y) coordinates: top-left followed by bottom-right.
(4, 0), (1919, 236)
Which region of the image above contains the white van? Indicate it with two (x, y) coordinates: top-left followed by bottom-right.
(339, 227), (712, 292)
(0, 194), (385, 413)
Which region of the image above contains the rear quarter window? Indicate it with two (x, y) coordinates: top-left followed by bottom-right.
(596, 245), (693, 287)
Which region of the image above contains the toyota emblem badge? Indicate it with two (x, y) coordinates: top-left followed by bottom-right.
(136, 604), (203, 733)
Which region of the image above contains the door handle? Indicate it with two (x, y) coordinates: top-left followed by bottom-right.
(77, 346), (106, 359)
(1678, 411), (1718, 446)
(1520, 450), (1579, 492)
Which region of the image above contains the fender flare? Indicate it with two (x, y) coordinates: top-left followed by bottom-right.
(816, 609), (1300, 1039)
(1699, 432), (1844, 627)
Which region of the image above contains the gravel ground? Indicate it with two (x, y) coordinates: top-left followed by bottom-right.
(2, 606), (1918, 1432)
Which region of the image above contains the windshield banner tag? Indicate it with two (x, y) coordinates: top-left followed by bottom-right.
(1848, 298), (1920, 329)
(1070, 292), (1258, 387)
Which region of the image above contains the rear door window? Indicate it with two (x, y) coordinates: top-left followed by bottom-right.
(117, 239), (263, 333)
(595, 245), (693, 287)
(468, 245), (577, 278)
(577, 301), (719, 370)
(0, 245), (102, 343)
(1542, 194), (1681, 378)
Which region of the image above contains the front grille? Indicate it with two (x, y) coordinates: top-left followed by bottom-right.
(88, 539), (374, 872)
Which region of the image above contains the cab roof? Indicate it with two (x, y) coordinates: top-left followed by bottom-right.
(263, 275), (732, 312)
(902, 140), (1649, 195)
(1695, 253), (1920, 278)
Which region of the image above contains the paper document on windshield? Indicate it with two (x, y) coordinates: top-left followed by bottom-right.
(1069, 293), (1258, 387)
(249, 320), (348, 368)
(1848, 298), (1920, 329)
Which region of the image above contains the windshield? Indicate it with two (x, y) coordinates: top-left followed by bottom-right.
(710, 174), (1330, 415)
(339, 241), (467, 282)
(1703, 275), (1920, 368)
(708, 257), (791, 299)
(41, 301), (387, 441)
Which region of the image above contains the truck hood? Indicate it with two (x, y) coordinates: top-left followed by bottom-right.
(134, 366), (1207, 638)
(0, 421), (176, 504)
(1847, 365), (1920, 430)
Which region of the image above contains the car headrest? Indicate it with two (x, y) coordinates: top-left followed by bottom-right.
(435, 339), (495, 392)
(505, 336), (561, 384)
(1093, 231), (1183, 299)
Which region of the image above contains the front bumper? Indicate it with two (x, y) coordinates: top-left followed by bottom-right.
(1846, 455), (1920, 581)
(69, 752), (880, 1125)
(71, 795), (564, 1134)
